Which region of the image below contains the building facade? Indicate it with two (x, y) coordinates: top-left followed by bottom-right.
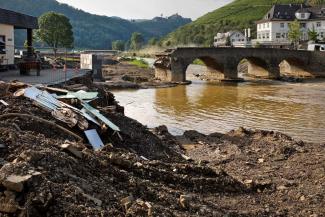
(0, 23), (15, 65)
(0, 8), (38, 66)
(255, 4), (325, 47)
(214, 31), (247, 47)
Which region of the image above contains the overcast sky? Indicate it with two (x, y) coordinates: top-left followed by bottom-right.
(56, 0), (233, 20)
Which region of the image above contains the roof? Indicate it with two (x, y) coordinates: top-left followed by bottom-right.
(0, 8), (38, 29)
(307, 6), (325, 19)
(257, 4), (325, 23)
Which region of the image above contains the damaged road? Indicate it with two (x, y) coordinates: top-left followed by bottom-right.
(0, 80), (324, 217)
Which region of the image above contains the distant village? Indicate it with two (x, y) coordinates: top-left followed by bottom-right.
(214, 4), (325, 51)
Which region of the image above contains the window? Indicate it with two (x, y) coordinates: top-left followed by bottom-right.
(267, 23), (269, 28)
(300, 23), (307, 28)
(0, 36), (5, 54)
(321, 32), (324, 38)
(280, 23), (285, 28)
(266, 33), (270, 39)
(263, 23), (266, 28)
(276, 33), (281, 39)
(317, 22), (321, 27)
(301, 13), (305, 19)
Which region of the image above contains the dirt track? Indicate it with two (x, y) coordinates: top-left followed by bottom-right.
(0, 80), (324, 217)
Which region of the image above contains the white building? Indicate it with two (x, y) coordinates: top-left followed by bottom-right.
(255, 4), (325, 47)
(214, 31), (247, 47)
(0, 22), (14, 65)
(0, 8), (38, 66)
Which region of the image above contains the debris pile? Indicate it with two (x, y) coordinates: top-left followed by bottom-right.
(0, 80), (324, 216)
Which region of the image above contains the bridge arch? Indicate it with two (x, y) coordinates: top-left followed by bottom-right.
(238, 57), (270, 78)
(279, 57), (313, 78)
(183, 56), (225, 81)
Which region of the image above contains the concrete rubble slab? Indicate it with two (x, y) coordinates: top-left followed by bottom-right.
(60, 143), (83, 159)
(2, 174), (32, 192)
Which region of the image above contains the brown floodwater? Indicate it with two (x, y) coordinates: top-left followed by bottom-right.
(113, 65), (325, 143)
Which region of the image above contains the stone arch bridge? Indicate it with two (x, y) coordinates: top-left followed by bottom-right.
(154, 48), (325, 82)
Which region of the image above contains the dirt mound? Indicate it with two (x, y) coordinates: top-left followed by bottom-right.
(0, 123), (247, 217)
(178, 127), (325, 216)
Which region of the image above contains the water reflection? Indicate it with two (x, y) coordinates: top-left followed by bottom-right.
(113, 73), (325, 143)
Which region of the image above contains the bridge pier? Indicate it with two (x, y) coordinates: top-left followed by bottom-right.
(267, 64), (281, 79)
(223, 66), (239, 80)
(155, 60), (187, 82)
(170, 61), (187, 82)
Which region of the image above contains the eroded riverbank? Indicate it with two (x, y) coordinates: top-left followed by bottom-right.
(112, 76), (325, 144)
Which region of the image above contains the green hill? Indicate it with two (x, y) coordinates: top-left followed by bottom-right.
(162, 0), (325, 47)
(0, 0), (191, 49)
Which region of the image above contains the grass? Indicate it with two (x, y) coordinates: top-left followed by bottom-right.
(62, 57), (80, 62)
(193, 59), (206, 66)
(128, 59), (149, 68)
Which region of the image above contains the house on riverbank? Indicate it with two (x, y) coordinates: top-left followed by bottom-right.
(254, 4), (325, 48)
(0, 8), (38, 67)
(213, 31), (247, 47)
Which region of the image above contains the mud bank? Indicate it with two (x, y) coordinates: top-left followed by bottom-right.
(101, 61), (190, 90)
(0, 80), (324, 217)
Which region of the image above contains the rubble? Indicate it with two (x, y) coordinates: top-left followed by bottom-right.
(0, 100), (8, 106)
(60, 142), (83, 159)
(179, 194), (192, 209)
(0, 79), (324, 216)
(2, 174), (32, 192)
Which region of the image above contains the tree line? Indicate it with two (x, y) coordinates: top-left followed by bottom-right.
(35, 11), (163, 55)
(111, 33), (161, 51)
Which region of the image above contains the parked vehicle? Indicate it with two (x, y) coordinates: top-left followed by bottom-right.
(307, 43), (325, 52)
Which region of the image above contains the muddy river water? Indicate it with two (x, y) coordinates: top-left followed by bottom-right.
(113, 65), (325, 143)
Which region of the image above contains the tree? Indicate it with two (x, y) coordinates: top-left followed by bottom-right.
(36, 12), (74, 57)
(148, 37), (158, 46)
(288, 19), (301, 49)
(24, 40), (34, 53)
(124, 40), (131, 51)
(130, 32), (144, 50)
(308, 27), (319, 42)
(111, 40), (125, 51)
(225, 36), (231, 46)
